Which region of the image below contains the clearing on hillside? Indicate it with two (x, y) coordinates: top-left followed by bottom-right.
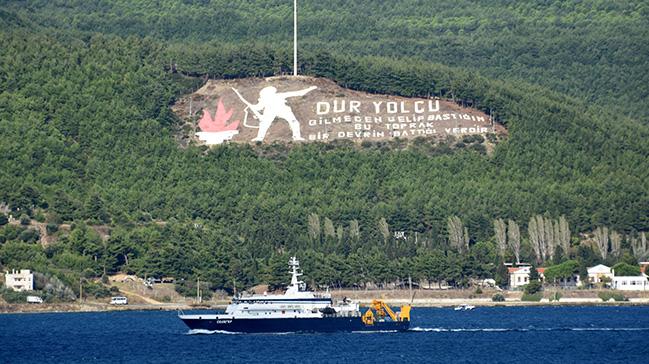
(172, 76), (505, 146)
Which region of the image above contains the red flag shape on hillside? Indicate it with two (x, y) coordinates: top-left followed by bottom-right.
(198, 99), (240, 132)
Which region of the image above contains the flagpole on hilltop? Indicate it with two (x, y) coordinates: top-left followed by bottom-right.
(293, 0), (298, 76)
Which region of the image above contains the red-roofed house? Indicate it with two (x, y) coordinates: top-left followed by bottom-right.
(509, 266), (545, 289)
(640, 262), (648, 275)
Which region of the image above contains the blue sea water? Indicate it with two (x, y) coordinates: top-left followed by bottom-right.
(1, 306), (649, 364)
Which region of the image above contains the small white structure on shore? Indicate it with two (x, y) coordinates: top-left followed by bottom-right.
(608, 264), (649, 291)
(4, 269), (34, 292)
(587, 264), (614, 286)
(611, 274), (649, 291)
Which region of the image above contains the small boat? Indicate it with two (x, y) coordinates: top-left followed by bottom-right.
(454, 304), (475, 311)
(179, 257), (411, 333)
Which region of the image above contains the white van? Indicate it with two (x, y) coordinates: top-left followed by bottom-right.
(110, 296), (128, 305)
(26, 296), (43, 304)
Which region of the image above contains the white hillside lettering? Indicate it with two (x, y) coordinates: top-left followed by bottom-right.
(174, 76), (503, 145)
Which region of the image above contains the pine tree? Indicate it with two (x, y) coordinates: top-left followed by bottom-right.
(529, 265), (540, 282)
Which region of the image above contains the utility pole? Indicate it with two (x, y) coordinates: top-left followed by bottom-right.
(293, 0), (298, 76)
(197, 277), (201, 304)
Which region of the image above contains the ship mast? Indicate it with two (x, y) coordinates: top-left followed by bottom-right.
(293, 0), (298, 76)
(286, 256), (304, 294)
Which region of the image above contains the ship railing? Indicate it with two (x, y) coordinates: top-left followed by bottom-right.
(313, 293), (332, 298)
(322, 311), (361, 318)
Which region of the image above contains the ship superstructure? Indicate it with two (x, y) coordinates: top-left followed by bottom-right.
(179, 257), (411, 333)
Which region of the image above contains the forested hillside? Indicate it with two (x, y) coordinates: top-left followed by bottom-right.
(0, 1), (648, 297)
(4, 0), (649, 120)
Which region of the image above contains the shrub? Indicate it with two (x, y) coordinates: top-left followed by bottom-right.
(549, 292), (562, 302)
(469, 144), (487, 154)
(162, 295), (172, 303)
(492, 293), (505, 302)
(598, 292), (627, 302)
(0, 287), (31, 303)
(40, 275), (76, 302)
(47, 213), (63, 225)
(18, 229), (40, 243)
(137, 212), (152, 222)
(19, 214), (31, 225)
(1, 225), (22, 240)
(46, 223), (59, 235)
(175, 279), (213, 300)
(109, 286), (120, 293)
(0, 214), (8, 226)
(521, 293), (543, 302)
(462, 135), (476, 144)
(83, 282), (112, 299)
(34, 212), (46, 223)
(524, 280), (543, 295)
(486, 133), (498, 143)
(475, 287), (483, 294)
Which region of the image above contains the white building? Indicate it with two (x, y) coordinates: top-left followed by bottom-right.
(611, 274), (649, 291)
(508, 266), (546, 289)
(509, 265), (581, 289)
(587, 264), (614, 286)
(4, 269), (34, 292)
(544, 271), (581, 288)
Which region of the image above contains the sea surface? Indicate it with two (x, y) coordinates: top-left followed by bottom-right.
(1, 306), (648, 363)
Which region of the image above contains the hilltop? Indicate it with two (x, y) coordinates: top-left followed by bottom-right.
(3, 0), (648, 121)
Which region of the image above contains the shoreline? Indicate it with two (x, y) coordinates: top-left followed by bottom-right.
(3, 297), (649, 314)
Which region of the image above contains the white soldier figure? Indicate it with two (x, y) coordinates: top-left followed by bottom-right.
(233, 85), (317, 142)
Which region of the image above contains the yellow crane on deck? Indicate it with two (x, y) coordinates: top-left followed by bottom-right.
(361, 299), (411, 325)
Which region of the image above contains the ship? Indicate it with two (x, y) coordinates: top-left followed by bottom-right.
(179, 257), (411, 333)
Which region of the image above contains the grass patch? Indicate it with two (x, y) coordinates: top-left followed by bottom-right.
(521, 293), (543, 302)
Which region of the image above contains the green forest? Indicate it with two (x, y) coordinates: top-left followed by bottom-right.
(0, 1), (648, 299)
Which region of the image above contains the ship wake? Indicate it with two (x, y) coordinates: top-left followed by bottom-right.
(187, 329), (242, 335)
(409, 327), (649, 333)
(187, 329), (304, 335)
